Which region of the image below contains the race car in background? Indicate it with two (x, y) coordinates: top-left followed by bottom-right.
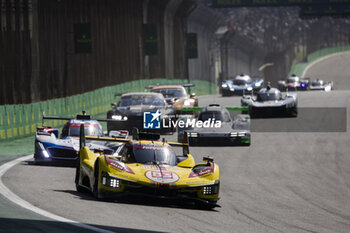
(220, 74), (264, 96)
(309, 78), (333, 91)
(107, 92), (176, 134)
(241, 84), (298, 118)
(277, 74), (310, 91)
(146, 84), (198, 114)
(76, 127), (221, 209)
(178, 104), (251, 146)
(34, 112), (127, 165)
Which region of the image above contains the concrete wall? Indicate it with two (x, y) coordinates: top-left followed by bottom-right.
(221, 33), (267, 80)
(0, 0), (198, 105)
(187, 4), (223, 84)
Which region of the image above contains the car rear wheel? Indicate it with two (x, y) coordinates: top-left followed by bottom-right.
(290, 107), (298, 117)
(93, 162), (101, 199)
(75, 160), (85, 193)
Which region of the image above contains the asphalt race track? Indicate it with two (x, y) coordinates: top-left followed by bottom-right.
(2, 52), (350, 233)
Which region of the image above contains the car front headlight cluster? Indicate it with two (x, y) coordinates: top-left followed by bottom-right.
(183, 100), (191, 106)
(230, 132), (246, 137)
(202, 184), (219, 195)
(101, 172), (120, 188)
(188, 132), (198, 137)
(221, 84), (228, 88)
(112, 115), (128, 120)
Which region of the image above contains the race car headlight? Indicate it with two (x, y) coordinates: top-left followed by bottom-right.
(221, 84), (228, 88)
(42, 150), (50, 158)
(112, 115), (123, 120)
(183, 100), (191, 106)
(202, 184), (219, 195)
(110, 179), (120, 188)
(111, 115), (128, 120)
(38, 142), (50, 158)
(247, 87), (253, 91)
(255, 82), (261, 87)
(238, 132), (246, 137)
(230, 88), (235, 91)
(101, 172), (120, 188)
(230, 132), (237, 137)
(188, 132), (198, 137)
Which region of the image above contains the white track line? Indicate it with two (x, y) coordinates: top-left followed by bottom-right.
(302, 50), (350, 77)
(0, 155), (115, 233)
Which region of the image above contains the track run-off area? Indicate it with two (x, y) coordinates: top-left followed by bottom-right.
(1, 52), (350, 233)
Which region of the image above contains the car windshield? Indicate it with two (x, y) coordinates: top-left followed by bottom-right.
(257, 92), (281, 101)
(68, 124), (103, 137)
(152, 88), (187, 98)
(233, 79), (251, 85)
(118, 95), (165, 107)
(312, 81), (323, 86)
(132, 145), (176, 166)
(287, 77), (299, 83)
(199, 111), (230, 122)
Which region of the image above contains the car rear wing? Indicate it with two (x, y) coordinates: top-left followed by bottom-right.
(42, 111), (120, 123)
(80, 125), (190, 155)
(80, 124), (131, 150)
(168, 141), (190, 156)
(300, 77), (311, 82)
(251, 76), (264, 82)
(145, 83), (195, 89)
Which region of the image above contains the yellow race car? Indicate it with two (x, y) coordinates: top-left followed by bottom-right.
(75, 127), (220, 209)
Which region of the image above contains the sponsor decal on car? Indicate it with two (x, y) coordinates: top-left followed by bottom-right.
(145, 170), (179, 183)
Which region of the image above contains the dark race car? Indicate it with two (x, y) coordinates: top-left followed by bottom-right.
(178, 104), (251, 146)
(241, 85), (298, 118)
(107, 92), (176, 134)
(220, 74), (264, 96)
(309, 78), (333, 91)
(34, 112), (127, 165)
(278, 74), (310, 91)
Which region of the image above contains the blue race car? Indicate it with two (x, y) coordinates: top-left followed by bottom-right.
(34, 112), (127, 165)
(221, 74), (264, 96)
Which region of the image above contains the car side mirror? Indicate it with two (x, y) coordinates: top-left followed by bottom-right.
(111, 103), (116, 108)
(190, 93), (196, 98)
(203, 156), (214, 164)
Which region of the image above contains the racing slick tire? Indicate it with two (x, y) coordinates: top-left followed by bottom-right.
(93, 161), (112, 201)
(93, 161), (102, 200)
(75, 160), (86, 193)
(290, 107), (298, 117)
(221, 90), (231, 97)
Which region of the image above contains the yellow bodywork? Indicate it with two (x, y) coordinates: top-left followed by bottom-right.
(79, 138), (220, 202)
